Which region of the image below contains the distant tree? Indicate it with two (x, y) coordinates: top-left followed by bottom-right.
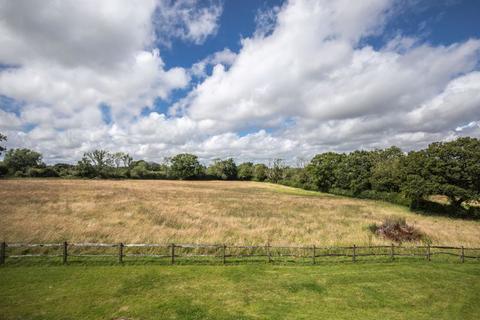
(111, 152), (128, 168)
(207, 158), (237, 180)
(370, 147), (405, 193)
(0, 133), (6, 156)
(83, 150), (114, 177)
(253, 163), (268, 181)
(53, 163), (75, 177)
(267, 158), (285, 183)
(111, 152), (133, 168)
(306, 152), (345, 192)
(170, 153), (203, 179)
(237, 162), (254, 180)
(335, 151), (374, 194)
(402, 137), (480, 208)
(85, 150), (113, 168)
(4, 148), (43, 173)
(76, 157), (96, 178)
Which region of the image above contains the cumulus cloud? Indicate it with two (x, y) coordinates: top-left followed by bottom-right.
(172, 0), (480, 158)
(153, 0), (223, 46)
(1, 0), (479, 164)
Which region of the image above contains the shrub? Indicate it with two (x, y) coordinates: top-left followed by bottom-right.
(369, 216), (423, 243)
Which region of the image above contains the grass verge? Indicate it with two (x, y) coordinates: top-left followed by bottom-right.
(1, 262), (479, 319)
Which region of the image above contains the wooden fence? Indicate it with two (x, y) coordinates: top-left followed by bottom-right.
(1, 241), (479, 265)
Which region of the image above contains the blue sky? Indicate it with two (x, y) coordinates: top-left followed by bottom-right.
(0, 0), (479, 163)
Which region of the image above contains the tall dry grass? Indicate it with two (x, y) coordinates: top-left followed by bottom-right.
(1, 179), (479, 246)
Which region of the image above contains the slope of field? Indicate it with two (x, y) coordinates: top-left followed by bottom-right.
(1, 179), (479, 246)
(1, 262), (479, 320)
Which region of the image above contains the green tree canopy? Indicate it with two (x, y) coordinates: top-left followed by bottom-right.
(207, 158), (237, 180)
(4, 148), (43, 173)
(253, 163), (268, 181)
(237, 162), (254, 180)
(0, 133), (6, 156)
(402, 137), (480, 207)
(170, 153), (203, 179)
(306, 152), (345, 192)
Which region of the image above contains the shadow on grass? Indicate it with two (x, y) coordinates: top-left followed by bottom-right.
(411, 199), (480, 220)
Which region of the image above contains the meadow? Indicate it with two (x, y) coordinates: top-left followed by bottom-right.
(1, 179), (480, 320)
(1, 179), (480, 246)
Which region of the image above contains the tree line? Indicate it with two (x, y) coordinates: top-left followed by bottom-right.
(1, 133), (479, 218)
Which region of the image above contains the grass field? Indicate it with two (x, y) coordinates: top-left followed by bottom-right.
(1, 262), (479, 320)
(1, 179), (480, 246)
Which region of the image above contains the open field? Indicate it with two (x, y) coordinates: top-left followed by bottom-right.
(1, 179), (480, 246)
(1, 262), (479, 320)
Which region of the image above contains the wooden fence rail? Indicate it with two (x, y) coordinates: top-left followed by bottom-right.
(0, 241), (479, 265)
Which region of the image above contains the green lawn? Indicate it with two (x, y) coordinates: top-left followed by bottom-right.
(1, 262), (479, 319)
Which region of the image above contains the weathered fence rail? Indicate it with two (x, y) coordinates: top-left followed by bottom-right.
(0, 241), (479, 265)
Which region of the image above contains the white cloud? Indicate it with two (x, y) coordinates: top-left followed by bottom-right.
(1, 0), (480, 164)
(153, 0), (223, 46)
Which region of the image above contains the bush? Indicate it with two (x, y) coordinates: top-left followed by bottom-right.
(26, 167), (59, 177)
(369, 216), (423, 243)
(0, 162), (7, 177)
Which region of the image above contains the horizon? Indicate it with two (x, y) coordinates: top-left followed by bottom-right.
(1, 0), (480, 164)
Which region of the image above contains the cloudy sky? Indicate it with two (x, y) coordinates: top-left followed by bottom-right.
(0, 0), (479, 164)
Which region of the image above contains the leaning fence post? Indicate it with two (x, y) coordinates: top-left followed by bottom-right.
(171, 243), (175, 265)
(390, 243), (394, 261)
(0, 242), (5, 265)
(63, 241), (68, 265)
(352, 244), (356, 262)
(427, 244), (431, 261)
(118, 243), (124, 264)
(222, 244), (226, 265)
(461, 246), (465, 263)
(312, 245), (316, 265)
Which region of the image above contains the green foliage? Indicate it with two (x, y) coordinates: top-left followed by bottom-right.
(26, 167), (59, 177)
(402, 137), (480, 208)
(3, 148), (43, 173)
(253, 163), (268, 181)
(306, 152), (345, 192)
(130, 161), (166, 179)
(237, 162), (254, 180)
(0, 161), (7, 176)
(75, 157), (97, 178)
(170, 153), (204, 179)
(370, 147), (405, 193)
(0, 132), (6, 156)
(207, 158), (237, 180)
(267, 158), (285, 183)
(336, 151), (374, 194)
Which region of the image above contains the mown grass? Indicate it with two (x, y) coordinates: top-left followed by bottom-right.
(1, 179), (480, 246)
(1, 262), (479, 319)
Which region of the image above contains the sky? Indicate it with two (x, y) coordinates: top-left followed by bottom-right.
(0, 0), (479, 164)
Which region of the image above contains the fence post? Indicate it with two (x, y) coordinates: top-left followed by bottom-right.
(0, 242), (5, 265)
(390, 243), (394, 261)
(222, 244), (226, 265)
(118, 243), (124, 264)
(427, 244), (431, 261)
(461, 246), (465, 263)
(171, 243), (175, 265)
(312, 245), (316, 265)
(352, 244), (356, 262)
(266, 243), (271, 263)
(63, 241), (68, 265)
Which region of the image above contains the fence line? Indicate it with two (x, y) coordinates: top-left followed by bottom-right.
(0, 241), (479, 265)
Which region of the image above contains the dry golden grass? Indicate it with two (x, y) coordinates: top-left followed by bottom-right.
(1, 179), (479, 246)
